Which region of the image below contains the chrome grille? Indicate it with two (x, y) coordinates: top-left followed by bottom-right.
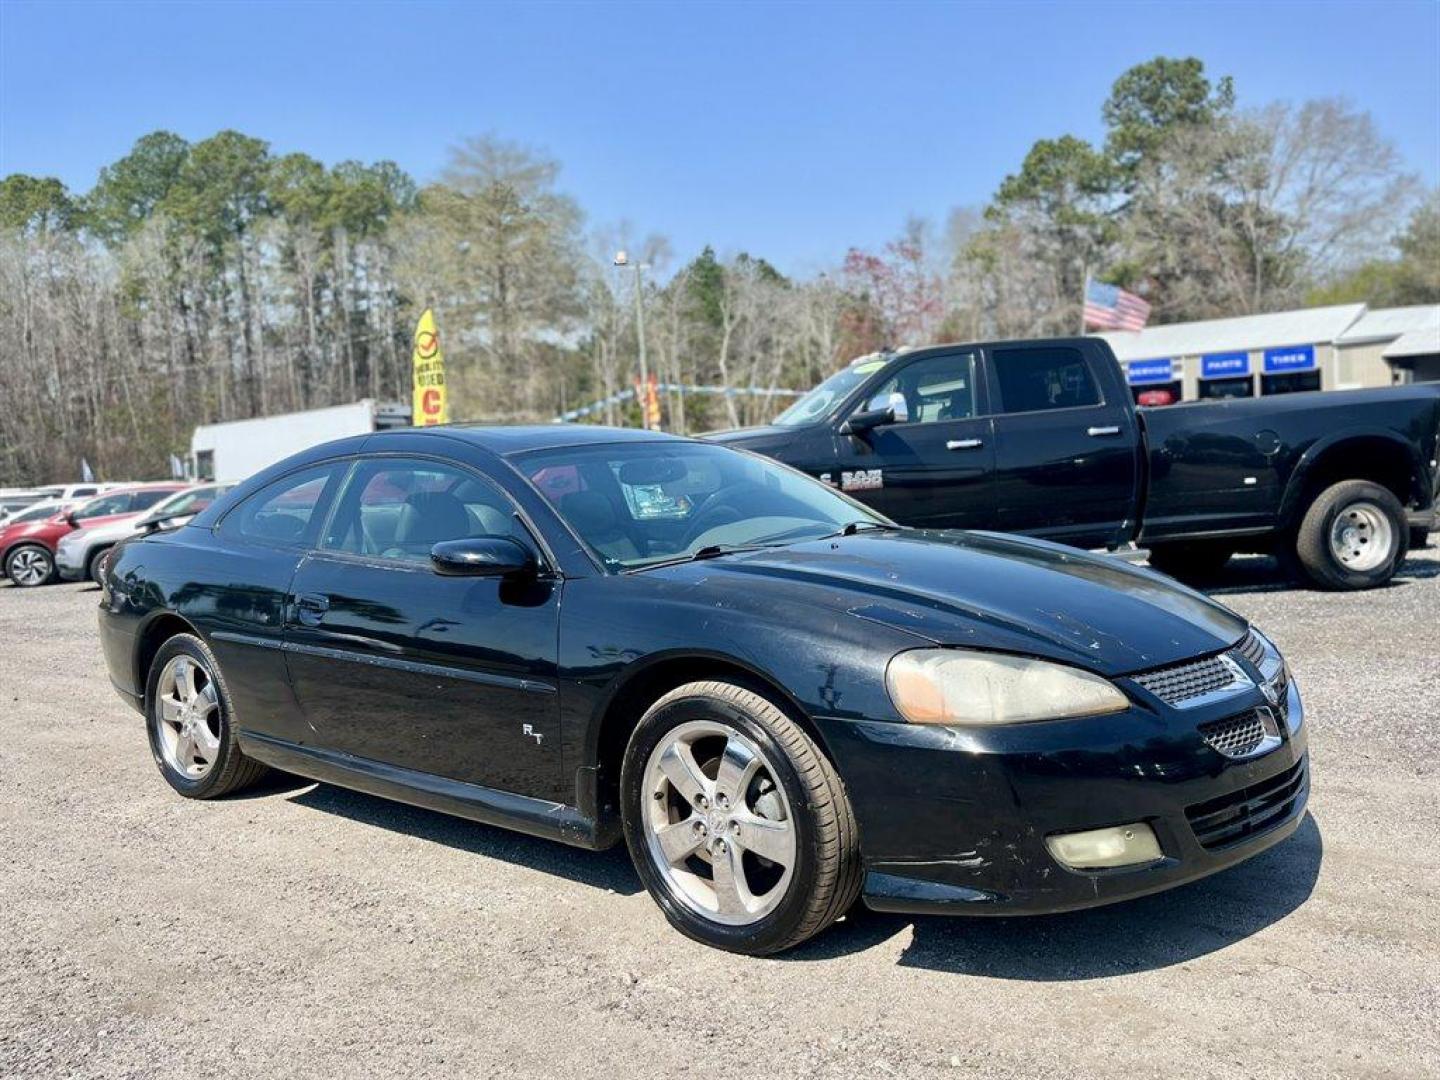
(1199, 708), (1276, 758)
(1234, 629), (1266, 668)
(1132, 654), (1235, 705)
(1186, 755), (1307, 851)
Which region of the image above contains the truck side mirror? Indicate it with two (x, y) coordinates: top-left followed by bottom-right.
(840, 392), (907, 435)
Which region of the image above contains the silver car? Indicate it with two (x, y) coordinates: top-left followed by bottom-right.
(56, 484), (229, 584)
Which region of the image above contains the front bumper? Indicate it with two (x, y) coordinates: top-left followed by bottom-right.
(816, 674), (1308, 917)
(55, 542), (88, 580)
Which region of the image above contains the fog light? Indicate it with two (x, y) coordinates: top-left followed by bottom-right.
(1046, 823), (1162, 870)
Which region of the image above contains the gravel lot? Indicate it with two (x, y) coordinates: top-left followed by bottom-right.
(2, 548), (1437, 1080)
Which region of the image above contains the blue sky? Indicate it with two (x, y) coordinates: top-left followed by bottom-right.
(2, 0), (1437, 274)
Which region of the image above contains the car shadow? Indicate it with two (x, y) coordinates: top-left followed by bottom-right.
(284, 781), (644, 896)
(783, 813), (1323, 978)
(1180, 552), (1437, 596)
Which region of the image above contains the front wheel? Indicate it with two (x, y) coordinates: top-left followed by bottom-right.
(5, 544), (56, 587)
(1294, 479), (1409, 590)
(87, 546), (113, 585)
(620, 680), (862, 955)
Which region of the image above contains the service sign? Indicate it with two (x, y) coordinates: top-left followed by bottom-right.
(1201, 351), (1250, 378)
(1126, 358), (1174, 385)
(1263, 344), (1316, 374)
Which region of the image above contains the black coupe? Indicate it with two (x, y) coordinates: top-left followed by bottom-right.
(100, 425), (1308, 954)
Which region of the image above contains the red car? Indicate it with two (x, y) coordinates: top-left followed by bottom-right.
(1, 484), (186, 588)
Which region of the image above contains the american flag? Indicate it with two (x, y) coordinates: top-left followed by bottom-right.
(1083, 279), (1151, 331)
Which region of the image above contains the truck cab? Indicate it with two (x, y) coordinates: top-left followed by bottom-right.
(709, 339), (1142, 550)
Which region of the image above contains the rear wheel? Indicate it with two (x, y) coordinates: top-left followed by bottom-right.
(146, 633), (267, 798)
(1146, 541), (1233, 580)
(620, 680), (861, 955)
(5, 544), (56, 587)
(1409, 525), (1432, 551)
(1295, 479), (1408, 590)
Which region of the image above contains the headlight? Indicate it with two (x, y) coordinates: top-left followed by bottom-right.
(885, 649), (1130, 726)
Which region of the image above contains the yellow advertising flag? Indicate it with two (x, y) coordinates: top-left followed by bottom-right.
(411, 308), (449, 426)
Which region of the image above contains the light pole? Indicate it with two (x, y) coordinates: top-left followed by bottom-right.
(614, 250), (651, 429)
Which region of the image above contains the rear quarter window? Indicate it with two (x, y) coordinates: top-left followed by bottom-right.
(993, 346), (1102, 413)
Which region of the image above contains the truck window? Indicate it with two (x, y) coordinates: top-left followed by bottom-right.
(992, 347), (1101, 413)
(863, 353), (978, 424)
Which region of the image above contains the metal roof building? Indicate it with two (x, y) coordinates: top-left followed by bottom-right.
(1094, 303), (1439, 404)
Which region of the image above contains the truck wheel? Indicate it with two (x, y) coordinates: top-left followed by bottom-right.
(1295, 480), (1409, 590)
(5, 544), (56, 587)
(1409, 526), (1432, 551)
(1146, 542), (1232, 580)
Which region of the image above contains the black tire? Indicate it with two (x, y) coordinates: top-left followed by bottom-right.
(1409, 525), (1432, 552)
(1294, 479), (1409, 590)
(620, 680), (862, 955)
(5, 543), (57, 587)
(1146, 541), (1233, 580)
(145, 633), (268, 798)
(86, 546), (112, 585)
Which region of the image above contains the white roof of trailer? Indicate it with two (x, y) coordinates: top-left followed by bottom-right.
(1094, 303), (1367, 362)
(1338, 305), (1440, 346)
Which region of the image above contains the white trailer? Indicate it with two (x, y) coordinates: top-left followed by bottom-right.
(190, 400), (410, 484)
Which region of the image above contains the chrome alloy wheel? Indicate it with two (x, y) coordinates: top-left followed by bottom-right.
(641, 720), (797, 926)
(154, 655), (222, 779)
(8, 547), (52, 586)
(1329, 501), (1394, 572)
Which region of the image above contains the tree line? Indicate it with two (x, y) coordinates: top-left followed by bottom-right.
(1, 56), (1436, 483)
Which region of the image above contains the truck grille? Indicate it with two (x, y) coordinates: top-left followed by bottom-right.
(1185, 756), (1307, 851)
(1198, 708), (1278, 759)
(1132, 654), (1235, 705)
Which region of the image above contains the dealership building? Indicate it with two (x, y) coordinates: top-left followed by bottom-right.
(1095, 303), (1440, 405)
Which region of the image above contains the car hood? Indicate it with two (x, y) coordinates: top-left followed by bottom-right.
(64, 514), (144, 545)
(653, 530), (1246, 676)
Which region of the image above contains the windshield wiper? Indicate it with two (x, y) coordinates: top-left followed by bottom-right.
(627, 544), (765, 572)
(830, 521), (905, 538)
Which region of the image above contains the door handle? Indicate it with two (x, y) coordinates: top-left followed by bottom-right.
(1087, 426), (1121, 437)
(946, 438), (984, 450)
(295, 593), (329, 627)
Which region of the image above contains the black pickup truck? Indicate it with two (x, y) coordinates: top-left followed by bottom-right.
(708, 338), (1440, 590)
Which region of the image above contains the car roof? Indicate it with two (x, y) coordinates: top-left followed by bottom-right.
(371, 424), (689, 456)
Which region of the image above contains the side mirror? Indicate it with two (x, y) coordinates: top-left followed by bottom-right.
(430, 536), (537, 578)
(65, 512), (80, 528)
(840, 407), (892, 435)
(839, 391), (907, 435)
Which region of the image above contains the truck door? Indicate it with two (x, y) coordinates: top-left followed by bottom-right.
(828, 350), (997, 528)
(986, 343), (1139, 549)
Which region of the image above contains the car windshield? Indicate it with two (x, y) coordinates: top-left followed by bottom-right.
(770, 355), (890, 427)
(148, 485), (226, 519)
(8, 502), (64, 525)
(518, 441), (888, 570)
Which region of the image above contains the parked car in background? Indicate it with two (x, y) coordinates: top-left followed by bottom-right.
(1, 483), (186, 588)
(57, 483), (231, 584)
(29, 482), (123, 503)
(0, 498), (76, 530)
(0, 489), (50, 519)
(0, 482), (126, 521)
